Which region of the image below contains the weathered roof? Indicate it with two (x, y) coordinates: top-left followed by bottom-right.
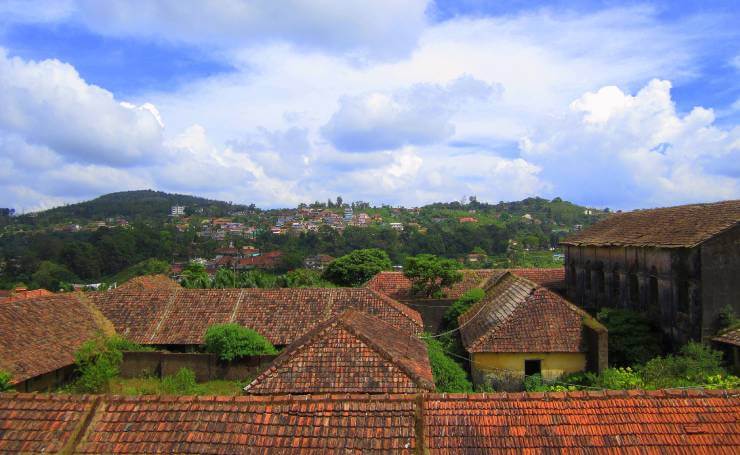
(459, 273), (604, 353)
(508, 267), (566, 290)
(0, 288), (54, 302)
(90, 287), (423, 346)
(423, 389), (740, 453)
(244, 309), (434, 394)
(713, 327), (740, 348)
(561, 200), (740, 248)
(114, 274), (180, 292)
(0, 294), (114, 384)
(1, 390), (738, 453)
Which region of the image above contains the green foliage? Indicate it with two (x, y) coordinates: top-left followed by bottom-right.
(203, 323), (277, 361)
(443, 288), (485, 329)
(181, 262), (211, 289)
(641, 342), (725, 389)
(524, 374), (578, 392)
(161, 368), (200, 395)
(0, 370), (13, 392)
(212, 268), (237, 288)
(596, 308), (662, 367)
(404, 254), (463, 298)
(106, 335), (154, 352)
(424, 337), (473, 393)
(72, 336), (124, 393)
(32, 260), (77, 291)
(277, 268), (334, 288)
(322, 248), (392, 286)
(718, 305), (739, 330)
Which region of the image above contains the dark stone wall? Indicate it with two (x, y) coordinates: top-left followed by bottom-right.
(13, 365), (77, 392)
(401, 299), (456, 334)
(701, 225), (740, 338)
(119, 351), (278, 382)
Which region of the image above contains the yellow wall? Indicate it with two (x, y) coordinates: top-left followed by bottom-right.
(472, 352), (586, 382)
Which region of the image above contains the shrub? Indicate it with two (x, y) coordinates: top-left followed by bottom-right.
(0, 370), (13, 392)
(161, 368), (201, 395)
(596, 308), (662, 367)
(641, 342), (725, 389)
(591, 367), (644, 389)
(106, 335), (154, 352)
(203, 323), (277, 362)
(443, 288), (485, 329)
(72, 336), (124, 393)
(424, 337), (472, 392)
(524, 374), (577, 392)
(322, 249), (392, 286)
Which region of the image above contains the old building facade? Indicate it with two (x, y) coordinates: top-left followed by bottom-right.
(562, 200), (740, 346)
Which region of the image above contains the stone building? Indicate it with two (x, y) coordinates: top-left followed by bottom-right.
(561, 200), (740, 346)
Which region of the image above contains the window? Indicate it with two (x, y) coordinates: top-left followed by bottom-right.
(524, 359), (542, 377)
(649, 275), (659, 308)
(611, 268), (620, 299)
(585, 261), (592, 291)
(629, 272), (639, 306)
(596, 266), (605, 294)
(569, 262), (576, 285)
(677, 279), (689, 313)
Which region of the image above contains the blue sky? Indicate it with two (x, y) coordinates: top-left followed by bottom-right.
(0, 0), (738, 212)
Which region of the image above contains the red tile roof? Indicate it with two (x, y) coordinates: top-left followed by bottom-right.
(561, 200), (740, 248)
(244, 309), (434, 394)
(115, 274), (180, 292)
(713, 327), (740, 348)
(1, 288), (54, 302)
(459, 272), (605, 353)
(423, 389), (740, 453)
(0, 294), (114, 384)
(366, 268), (565, 300)
(90, 287), (423, 346)
(1, 390), (738, 453)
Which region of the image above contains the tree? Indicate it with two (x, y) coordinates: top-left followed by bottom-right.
(180, 262), (211, 289)
(115, 258), (170, 283)
(32, 260), (77, 291)
(203, 323), (277, 361)
(596, 308), (662, 367)
(213, 268), (237, 288)
(0, 370), (13, 392)
(322, 248), (392, 286)
(404, 254), (463, 298)
(442, 288), (485, 330)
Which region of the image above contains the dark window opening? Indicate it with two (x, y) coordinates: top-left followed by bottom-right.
(629, 273), (639, 306)
(649, 275), (659, 308)
(524, 359), (542, 376)
(569, 263), (576, 285)
(585, 262), (592, 291)
(677, 279), (689, 314)
(612, 270), (620, 298)
(597, 268), (605, 294)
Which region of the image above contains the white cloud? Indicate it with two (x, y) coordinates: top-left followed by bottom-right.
(520, 79), (739, 208)
(322, 75), (500, 152)
(0, 49), (163, 166)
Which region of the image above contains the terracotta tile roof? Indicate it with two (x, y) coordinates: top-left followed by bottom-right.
(366, 268), (565, 300)
(1, 288), (54, 302)
(0, 393), (98, 453)
(1, 390), (738, 453)
(459, 273), (605, 353)
(713, 327), (740, 347)
(423, 389), (740, 453)
(0, 294), (114, 384)
(561, 200), (740, 248)
(90, 287), (423, 346)
(244, 309), (434, 394)
(115, 274), (180, 292)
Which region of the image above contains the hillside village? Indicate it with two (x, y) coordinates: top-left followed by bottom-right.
(1, 199), (738, 452)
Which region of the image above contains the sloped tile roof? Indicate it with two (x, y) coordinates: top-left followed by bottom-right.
(713, 327), (740, 348)
(0, 294), (114, 384)
(244, 309), (434, 394)
(459, 273), (604, 353)
(366, 268), (565, 300)
(561, 200), (740, 248)
(1, 288), (54, 302)
(423, 389), (740, 453)
(1, 390), (738, 453)
(90, 287), (423, 346)
(115, 274), (180, 292)
(0, 394), (98, 453)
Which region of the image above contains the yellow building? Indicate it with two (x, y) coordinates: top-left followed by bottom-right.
(459, 272), (607, 390)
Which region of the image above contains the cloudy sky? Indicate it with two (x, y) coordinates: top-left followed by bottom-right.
(0, 0), (738, 212)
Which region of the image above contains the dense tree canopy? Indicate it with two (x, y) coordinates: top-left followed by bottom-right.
(322, 248), (392, 286)
(404, 254), (463, 298)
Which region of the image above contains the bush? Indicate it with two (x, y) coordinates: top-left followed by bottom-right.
(596, 308), (662, 367)
(203, 323), (277, 361)
(72, 336), (124, 393)
(424, 337), (472, 392)
(443, 288), (485, 329)
(641, 342), (725, 389)
(161, 368), (201, 395)
(404, 254), (463, 298)
(106, 335), (154, 352)
(322, 249), (392, 286)
(524, 374), (577, 392)
(0, 370), (13, 392)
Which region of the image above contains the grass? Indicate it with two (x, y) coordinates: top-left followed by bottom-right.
(107, 376), (250, 396)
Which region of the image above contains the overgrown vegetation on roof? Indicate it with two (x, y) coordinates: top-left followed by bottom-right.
(203, 323), (277, 362)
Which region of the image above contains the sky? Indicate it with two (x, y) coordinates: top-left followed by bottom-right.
(0, 0), (738, 212)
